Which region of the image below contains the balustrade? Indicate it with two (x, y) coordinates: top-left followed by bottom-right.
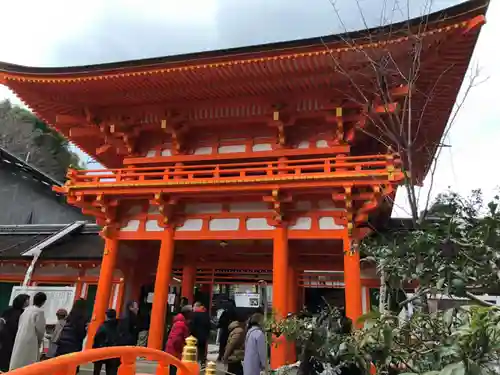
(6, 336), (200, 375)
(65, 154), (401, 187)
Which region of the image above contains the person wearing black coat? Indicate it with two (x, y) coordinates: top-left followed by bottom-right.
(216, 300), (236, 361)
(93, 309), (121, 375)
(55, 299), (89, 357)
(118, 301), (140, 346)
(0, 294), (30, 372)
(189, 302), (212, 365)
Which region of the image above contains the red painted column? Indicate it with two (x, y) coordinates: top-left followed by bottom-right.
(181, 264), (196, 305)
(148, 228), (175, 350)
(86, 236), (119, 349)
(344, 236), (362, 326)
(271, 225), (289, 369)
(287, 266), (298, 363)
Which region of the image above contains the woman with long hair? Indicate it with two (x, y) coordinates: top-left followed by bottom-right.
(0, 294), (29, 372)
(55, 299), (89, 357)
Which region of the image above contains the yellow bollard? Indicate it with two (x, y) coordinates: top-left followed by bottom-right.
(205, 362), (216, 375)
(179, 336), (200, 375)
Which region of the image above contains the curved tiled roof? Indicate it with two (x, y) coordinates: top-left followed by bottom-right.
(0, 0), (489, 178)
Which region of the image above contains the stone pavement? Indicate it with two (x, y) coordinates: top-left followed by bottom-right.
(79, 344), (223, 375)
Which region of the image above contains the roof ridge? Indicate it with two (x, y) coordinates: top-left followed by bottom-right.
(0, 145), (63, 187)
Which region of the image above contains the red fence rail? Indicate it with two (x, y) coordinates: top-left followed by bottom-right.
(65, 154), (401, 187)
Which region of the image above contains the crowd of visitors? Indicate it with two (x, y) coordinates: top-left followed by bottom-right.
(0, 295), (267, 375)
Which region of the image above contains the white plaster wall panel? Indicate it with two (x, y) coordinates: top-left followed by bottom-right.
(252, 143), (273, 152)
(318, 217), (344, 230)
(161, 149), (172, 156)
(148, 205), (160, 214)
(289, 217), (312, 230)
(297, 141), (310, 149)
(295, 201), (312, 211)
(80, 283), (88, 298)
(246, 218), (274, 231)
(318, 200), (342, 211)
(112, 284), (120, 309)
(146, 150), (157, 157)
(316, 140), (329, 148)
(209, 218), (240, 231)
(362, 286), (368, 313)
(194, 147), (213, 155)
(121, 220), (140, 232)
(146, 220), (164, 232)
(229, 202), (270, 212)
(176, 219), (203, 232)
(218, 145), (246, 154)
(185, 203), (223, 214)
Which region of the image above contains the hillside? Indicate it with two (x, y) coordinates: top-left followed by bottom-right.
(0, 99), (82, 182)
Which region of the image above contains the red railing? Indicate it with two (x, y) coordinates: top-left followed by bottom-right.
(7, 339), (200, 375)
(65, 154), (401, 187)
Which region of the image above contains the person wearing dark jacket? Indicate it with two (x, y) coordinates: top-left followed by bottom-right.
(93, 309), (121, 375)
(217, 300), (236, 361)
(0, 294), (29, 372)
(118, 301), (140, 346)
(189, 302), (211, 365)
(56, 299), (89, 357)
(165, 305), (192, 375)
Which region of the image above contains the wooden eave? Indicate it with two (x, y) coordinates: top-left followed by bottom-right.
(0, 0), (489, 174)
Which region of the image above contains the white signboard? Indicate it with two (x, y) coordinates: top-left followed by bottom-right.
(10, 286), (76, 325)
(146, 293), (176, 305)
(234, 292), (260, 308)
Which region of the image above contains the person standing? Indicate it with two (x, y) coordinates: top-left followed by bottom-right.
(189, 302), (211, 365)
(243, 313), (267, 375)
(0, 294), (30, 372)
(118, 301), (140, 346)
(46, 308), (68, 359)
(165, 305), (192, 375)
(93, 309), (121, 375)
(222, 314), (246, 375)
(9, 292), (47, 370)
(55, 299), (88, 357)
(217, 300), (236, 361)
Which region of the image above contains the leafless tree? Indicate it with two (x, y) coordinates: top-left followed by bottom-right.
(319, 0), (487, 312)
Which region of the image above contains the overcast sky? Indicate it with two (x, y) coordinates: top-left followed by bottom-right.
(0, 0), (498, 216)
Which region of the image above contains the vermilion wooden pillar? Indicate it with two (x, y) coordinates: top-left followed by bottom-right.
(271, 225), (289, 369)
(343, 236), (362, 326)
(86, 236), (119, 349)
(287, 266), (298, 363)
(182, 264), (196, 304)
(148, 228), (175, 350)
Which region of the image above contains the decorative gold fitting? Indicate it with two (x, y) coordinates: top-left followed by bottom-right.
(182, 336), (198, 363)
(273, 111), (279, 121)
(336, 107), (343, 117)
(205, 362), (217, 375)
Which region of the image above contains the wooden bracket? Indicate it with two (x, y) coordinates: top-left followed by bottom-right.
(93, 195), (119, 237)
(263, 189), (292, 226)
(150, 193), (178, 228)
(269, 109), (295, 148)
(344, 186), (354, 236)
(161, 118), (187, 154)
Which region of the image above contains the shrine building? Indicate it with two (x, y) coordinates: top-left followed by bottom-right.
(0, 0), (487, 368)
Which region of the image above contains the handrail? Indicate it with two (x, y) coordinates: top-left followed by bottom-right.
(7, 340), (200, 375)
(65, 154), (400, 186)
